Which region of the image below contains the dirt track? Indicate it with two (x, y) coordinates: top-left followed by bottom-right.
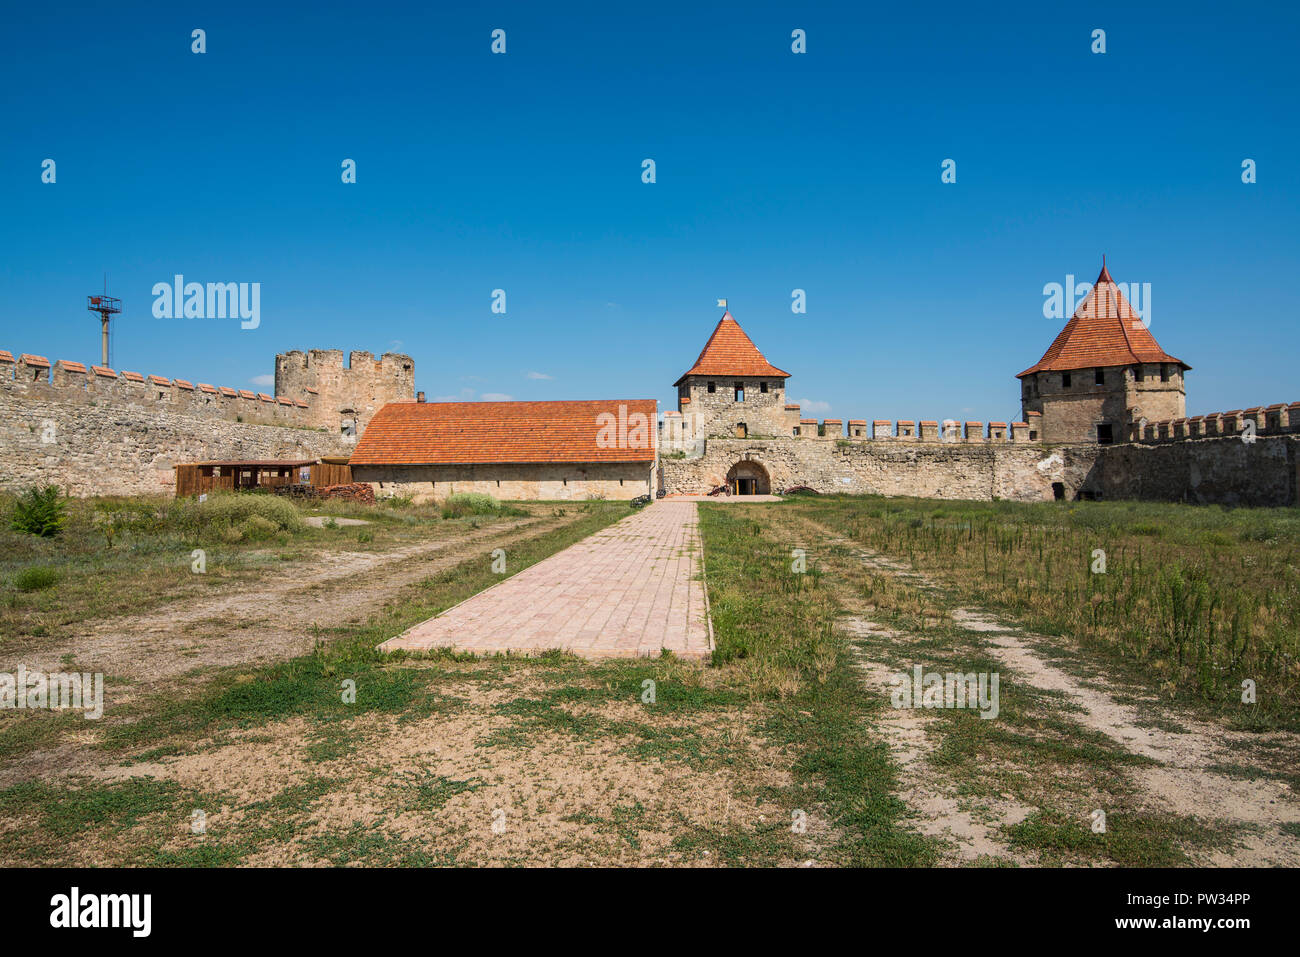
(11, 515), (568, 692)
(791, 514), (1300, 867)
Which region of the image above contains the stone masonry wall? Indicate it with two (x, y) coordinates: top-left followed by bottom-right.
(1, 361), (349, 497)
(679, 375), (795, 439)
(1088, 436), (1298, 507)
(351, 462), (655, 503)
(275, 349), (415, 442)
(661, 439), (1099, 502)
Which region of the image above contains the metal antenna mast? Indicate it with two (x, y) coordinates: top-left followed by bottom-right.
(87, 279), (121, 368)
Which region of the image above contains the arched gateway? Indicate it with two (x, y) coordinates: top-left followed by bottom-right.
(726, 460), (771, 495)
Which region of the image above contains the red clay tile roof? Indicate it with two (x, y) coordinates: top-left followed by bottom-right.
(238, 389), (255, 399)
(257, 392), (273, 402)
(148, 375), (170, 386)
(20, 353), (50, 368)
(121, 371), (144, 382)
(174, 379), (195, 390)
(0, 351), (13, 363)
(199, 383), (218, 393)
(1019, 263), (1188, 377)
(57, 360), (88, 374)
(219, 387), (237, 397)
(92, 365), (116, 378)
(351, 400), (658, 466)
(674, 312), (790, 386)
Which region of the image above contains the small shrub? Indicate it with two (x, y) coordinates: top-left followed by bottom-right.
(381, 494), (414, 509)
(185, 492), (306, 534)
(441, 493), (524, 519)
(240, 515), (279, 541)
(11, 485), (67, 537)
(14, 566), (59, 592)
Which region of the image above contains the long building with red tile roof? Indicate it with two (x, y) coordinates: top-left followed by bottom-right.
(349, 399), (657, 502)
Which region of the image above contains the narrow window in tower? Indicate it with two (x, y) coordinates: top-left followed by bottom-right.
(1161, 365), (1170, 382)
(1095, 368), (1105, 385)
(1062, 373), (1072, 388)
(707, 381), (716, 393)
(1134, 366), (1144, 382)
(734, 382), (744, 402)
(760, 381), (769, 394)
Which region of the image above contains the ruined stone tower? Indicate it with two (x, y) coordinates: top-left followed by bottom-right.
(274, 349), (415, 443)
(1018, 262), (1188, 444)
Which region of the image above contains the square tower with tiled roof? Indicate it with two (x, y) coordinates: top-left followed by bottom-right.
(1018, 261), (1189, 443)
(673, 311), (798, 441)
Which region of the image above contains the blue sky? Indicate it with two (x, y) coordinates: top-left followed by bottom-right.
(2, 0), (1296, 423)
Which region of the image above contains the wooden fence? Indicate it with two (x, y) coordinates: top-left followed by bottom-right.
(174, 461), (352, 497)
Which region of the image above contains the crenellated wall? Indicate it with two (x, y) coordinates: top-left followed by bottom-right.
(1, 351), (316, 429)
(0, 347), (409, 497)
(660, 411), (1033, 450)
(1129, 401), (1300, 443)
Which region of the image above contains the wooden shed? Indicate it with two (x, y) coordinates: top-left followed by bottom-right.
(173, 459), (352, 497)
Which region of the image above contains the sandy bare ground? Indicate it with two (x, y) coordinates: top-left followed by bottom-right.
(8, 515), (567, 693)
(814, 522), (1300, 866)
(951, 607), (1300, 867)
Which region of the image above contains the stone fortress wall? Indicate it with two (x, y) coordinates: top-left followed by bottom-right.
(0, 347), (412, 497)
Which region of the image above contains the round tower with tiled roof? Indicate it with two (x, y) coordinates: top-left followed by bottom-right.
(1018, 261), (1189, 444)
(671, 311), (798, 443)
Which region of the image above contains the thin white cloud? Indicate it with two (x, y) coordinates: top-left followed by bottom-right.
(792, 397), (831, 414)
(480, 392), (514, 401)
(249, 373), (275, 387)
(433, 387), (476, 402)
(526, 371), (553, 380)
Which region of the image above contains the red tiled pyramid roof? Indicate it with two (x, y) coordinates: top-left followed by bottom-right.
(1019, 263), (1188, 377)
(351, 399), (658, 466)
(674, 312), (790, 386)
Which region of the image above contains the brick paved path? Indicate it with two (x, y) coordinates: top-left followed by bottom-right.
(381, 502), (713, 659)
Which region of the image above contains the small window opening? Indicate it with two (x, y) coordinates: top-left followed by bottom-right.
(1160, 365), (1170, 383)
(1095, 368), (1105, 386)
(734, 382), (744, 402)
(1096, 423), (1114, 444)
(1062, 372), (1072, 388)
(707, 381), (716, 393)
(1052, 482), (1066, 501)
(760, 381), (768, 394)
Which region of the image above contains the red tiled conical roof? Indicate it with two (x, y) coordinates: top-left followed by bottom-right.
(1018, 263), (1188, 377)
(674, 312), (791, 386)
